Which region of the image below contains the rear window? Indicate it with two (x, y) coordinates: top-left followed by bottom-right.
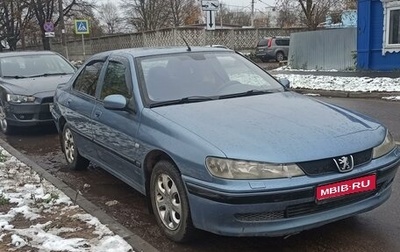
(275, 39), (290, 46)
(257, 39), (268, 47)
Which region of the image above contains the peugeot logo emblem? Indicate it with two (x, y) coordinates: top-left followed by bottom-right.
(333, 155), (354, 173)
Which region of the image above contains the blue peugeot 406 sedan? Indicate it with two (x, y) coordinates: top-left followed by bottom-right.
(51, 47), (399, 242)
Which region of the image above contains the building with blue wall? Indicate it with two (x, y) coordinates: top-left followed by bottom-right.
(358, 0), (400, 70)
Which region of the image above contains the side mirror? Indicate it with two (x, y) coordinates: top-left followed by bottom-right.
(279, 78), (290, 88)
(103, 94), (127, 110)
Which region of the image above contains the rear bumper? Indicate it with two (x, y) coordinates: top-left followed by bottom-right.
(183, 149), (400, 237)
(255, 50), (274, 59)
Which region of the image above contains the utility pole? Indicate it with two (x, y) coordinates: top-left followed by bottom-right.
(220, 3), (223, 28)
(251, 0), (255, 27)
(58, 0), (68, 59)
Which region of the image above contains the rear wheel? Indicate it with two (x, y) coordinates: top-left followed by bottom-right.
(62, 124), (89, 170)
(150, 160), (195, 242)
(0, 102), (14, 135)
(276, 51), (285, 62)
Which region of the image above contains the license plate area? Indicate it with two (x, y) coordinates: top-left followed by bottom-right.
(316, 174), (376, 202)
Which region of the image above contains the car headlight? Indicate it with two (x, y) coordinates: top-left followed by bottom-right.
(205, 157), (305, 179)
(7, 94), (35, 103)
(372, 131), (396, 159)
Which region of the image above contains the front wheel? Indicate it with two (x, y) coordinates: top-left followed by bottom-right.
(62, 124), (89, 170)
(150, 160), (195, 242)
(0, 102), (14, 135)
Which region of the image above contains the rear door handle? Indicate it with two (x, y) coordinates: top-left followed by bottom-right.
(94, 110), (102, 118)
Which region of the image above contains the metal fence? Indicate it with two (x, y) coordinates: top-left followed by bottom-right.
(288, 28), (357, 70)
(26, 27), (306, 61)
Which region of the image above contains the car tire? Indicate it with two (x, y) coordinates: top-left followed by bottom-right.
(150, 160), (195, 242)
(276, 52), (285, 62)
(0, 101), (14, 135)
(62, 124), (89, 170)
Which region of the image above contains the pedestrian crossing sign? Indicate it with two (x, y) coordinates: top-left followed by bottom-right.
(74, 20), (89, 34)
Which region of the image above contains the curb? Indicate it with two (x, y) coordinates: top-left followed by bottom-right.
(0, 137), (159, 252)
(270, 70), (400, 78)
(292, 88), (400, 99)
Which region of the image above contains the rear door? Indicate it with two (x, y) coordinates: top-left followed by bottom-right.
(91, 54), (144, 193)
(65, 58), (106, 159)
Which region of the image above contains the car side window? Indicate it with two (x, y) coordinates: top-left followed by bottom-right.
(73, 61), (104, 96)
(100, 61), (131, 100)
(276, 39), (290, 46)
(257, 39), (268, 46)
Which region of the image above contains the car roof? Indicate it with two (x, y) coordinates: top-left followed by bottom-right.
(0, 50), (59, 58)
(261, 36), (290, 40)
(93, 46), (233, 59)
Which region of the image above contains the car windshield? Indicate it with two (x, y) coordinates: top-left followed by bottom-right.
(138, 52), (284, 105)
(0, 54), (75, 78)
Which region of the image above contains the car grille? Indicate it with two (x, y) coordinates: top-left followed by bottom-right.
(235, 211), (284, 222)
(234, 183), (383, 223)
(297, 149), (372, 176)
(233, 167), (397, 223)
(15, 114), (34, 120)
(38, 112), (53, 120)
(286, 184), (382, 218)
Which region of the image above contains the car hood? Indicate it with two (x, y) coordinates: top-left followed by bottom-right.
(0, 75), (73, 96)
(151, 92), (385, 163)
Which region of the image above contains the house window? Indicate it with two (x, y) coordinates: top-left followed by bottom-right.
(388, 8), (400, 44)
(382, 0), (400, 54)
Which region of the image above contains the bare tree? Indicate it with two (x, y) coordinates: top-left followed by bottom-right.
(182, 2), (202, 25)
(343, 0), (357, 9)
(275, 0), (351, 30)
(120, 0), (170, 32)
(275, 0), (299, 28)
(216, 5), (251, 27)
(0, 0), (33, 51)
(26, 0), (95, 50)
(97, 1), (122, 34)
(168, 0), (201, 27)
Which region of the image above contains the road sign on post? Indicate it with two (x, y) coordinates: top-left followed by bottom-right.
(43, 22), (54, 32)
(45, 32), (55, 37)
(74, 19), (89, 60)
(74, 20), (89, 34)
(202, 0), (220, 11)
(206, 11), (216, 30)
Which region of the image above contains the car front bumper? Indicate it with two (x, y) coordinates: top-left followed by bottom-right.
(4, 101), (54, 127)
(183, 148), (400, 237)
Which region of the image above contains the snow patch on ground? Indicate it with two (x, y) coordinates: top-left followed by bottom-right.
(0, 147), (133, 252)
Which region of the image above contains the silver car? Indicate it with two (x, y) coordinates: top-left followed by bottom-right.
(255, 36), (290, 62)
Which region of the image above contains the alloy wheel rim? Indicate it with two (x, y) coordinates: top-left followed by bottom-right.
(64, 128), (75, 164)
(155, 173), (182, 231)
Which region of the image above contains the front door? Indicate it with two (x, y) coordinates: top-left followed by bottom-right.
(91, 55), (144, 193)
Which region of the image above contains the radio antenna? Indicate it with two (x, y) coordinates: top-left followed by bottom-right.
(181, 36), (191, 52)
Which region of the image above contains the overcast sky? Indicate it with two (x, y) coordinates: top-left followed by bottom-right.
(221, 0), (276, 11)
(97, 0), (277, 12)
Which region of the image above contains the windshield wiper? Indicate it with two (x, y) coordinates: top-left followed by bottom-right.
(28, 72), (70, 78)
(2, 75), (28, 79)
(150, 96), (215, 108)
(218, 89), (278, 99)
